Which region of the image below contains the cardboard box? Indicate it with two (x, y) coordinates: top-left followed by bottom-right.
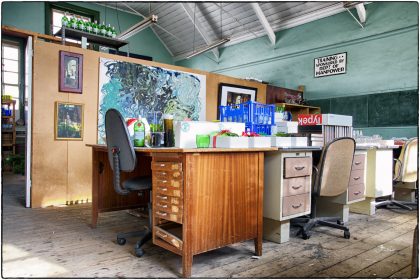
(249, 137), (271, 148)
(271, 137), (308, 147)
(216, 136), (249, 148)
(322, 114), (353, 126)
(174, 121), (245, 148)
(271, 121), (298, 134)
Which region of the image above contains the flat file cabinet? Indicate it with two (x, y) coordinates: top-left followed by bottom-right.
(263, 149), (314, 243)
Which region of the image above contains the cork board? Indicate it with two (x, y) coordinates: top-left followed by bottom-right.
(31, 40), (267, 207)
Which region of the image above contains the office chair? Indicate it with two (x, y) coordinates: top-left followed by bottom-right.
(292, 137), (355, 240)
(376, 137), (418, 211)
(105, 108), (152, 257)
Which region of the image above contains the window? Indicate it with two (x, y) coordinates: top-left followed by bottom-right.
(2, 42), (20, 111)
(51, 8), (92, 36)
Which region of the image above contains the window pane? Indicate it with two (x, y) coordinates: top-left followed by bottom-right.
(2, 46), (18, 60)
(3, 72), (18, 84)
(2, 59), (18, 72)
(3, 85), (19, 98)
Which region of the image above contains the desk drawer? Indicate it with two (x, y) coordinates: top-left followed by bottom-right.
(283, 176), (310, 197)
(155, 210), (183, 224)
(348, 184), (365, 202)
(154, 225), (183, 251)
(156, 185), (183, 198)
(155, 178), (183, 189)
(282, 193), (310, 217)
(284, 157), (312, 178)
(154, 170), (182, 180)
(156, 202), (183, 214)
(348, 169), (364, 186)
(352, 154), (365, 171)
(156, 194), (182, 206)
(152, 162), (182, 172)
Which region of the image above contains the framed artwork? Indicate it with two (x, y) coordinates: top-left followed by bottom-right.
(217, 83), (258, 118)
(59, 51), (83, 93)
(55, 101), (84, 140)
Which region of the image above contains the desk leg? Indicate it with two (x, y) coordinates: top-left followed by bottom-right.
(182, 254), (193, 278)
(91, 149), (99, 228)
(349, 197), (376, 215)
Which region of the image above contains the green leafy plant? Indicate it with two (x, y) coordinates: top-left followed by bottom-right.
(275, 132), (289, 137)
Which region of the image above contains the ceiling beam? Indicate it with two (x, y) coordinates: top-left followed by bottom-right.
(180, 3), (219, 60)
(250, 3), (276, 46)
(355, 3), (366, 24)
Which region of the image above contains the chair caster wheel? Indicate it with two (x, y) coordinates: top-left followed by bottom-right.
(344, 230), (350, 239)
(117, 238), (126, 245)
(302, 232), (311, 240)
(135, 247), (145, 257)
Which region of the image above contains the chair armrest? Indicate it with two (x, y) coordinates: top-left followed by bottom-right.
(393, 158), (403, 181)
(112, 148), (130, 195)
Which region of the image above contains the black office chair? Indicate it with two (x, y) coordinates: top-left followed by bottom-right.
(292, 137), (355, 240)
(105, 108), (152, 257)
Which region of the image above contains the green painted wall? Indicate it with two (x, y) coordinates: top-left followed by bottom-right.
(1, 1), (173, 64)
(178, 2), (419, 138)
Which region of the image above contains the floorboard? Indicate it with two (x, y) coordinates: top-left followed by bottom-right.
(1, 174), (418, 278)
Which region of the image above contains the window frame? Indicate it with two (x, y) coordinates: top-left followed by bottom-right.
(45, 2), (100, 36)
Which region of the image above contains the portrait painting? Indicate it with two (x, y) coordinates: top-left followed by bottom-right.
(59, 51), (83, 93)
(55, 102), (84, 140)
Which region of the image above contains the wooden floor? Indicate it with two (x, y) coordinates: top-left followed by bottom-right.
(2, 173), (418, 278)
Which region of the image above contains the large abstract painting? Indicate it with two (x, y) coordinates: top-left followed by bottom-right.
(98, 58), (206, 143)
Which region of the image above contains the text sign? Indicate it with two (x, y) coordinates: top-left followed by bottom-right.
(298, 114), (322, 126)
(314, 52), (347, 77)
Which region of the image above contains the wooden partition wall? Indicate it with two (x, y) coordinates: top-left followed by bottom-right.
(31, 40), (267, 208)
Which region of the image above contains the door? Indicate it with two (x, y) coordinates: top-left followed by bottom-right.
(25, 36), (33, 208)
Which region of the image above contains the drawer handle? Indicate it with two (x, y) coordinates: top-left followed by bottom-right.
(294, 166), (305, 171)
(353, 176), (361, 180)
(156, 211), (167, 216)
(160, 163), (166, 167)
(157, 195), (167, 200)
(160, 172), (167, 176)
(353, 191), (362, 195)
(157, 203), (168, 208)
(156, 231), (168, 238)
(354, 161), (361, 165)
(292, 185), (303, 190)
(292, 203), (302, 209)
(159, 188), (168, 192)
(161, 180), (168, 183)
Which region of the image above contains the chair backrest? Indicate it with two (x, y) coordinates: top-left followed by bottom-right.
(395, 137), (418, 183)
(105, 109), (137, 172)
(315, 137), (356, 197)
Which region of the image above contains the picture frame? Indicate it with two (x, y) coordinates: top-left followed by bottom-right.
(59, 51), (83, 93)
(55, 101), (84, 141)
(217, 83), (258, 119)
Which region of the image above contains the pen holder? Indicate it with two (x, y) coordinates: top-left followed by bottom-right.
(196, 134), (210, 148)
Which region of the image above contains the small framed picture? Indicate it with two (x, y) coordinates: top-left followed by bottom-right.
(217, 83), (258, 118)
(59, 51), (83, 93)
(55, 101), (84, 140)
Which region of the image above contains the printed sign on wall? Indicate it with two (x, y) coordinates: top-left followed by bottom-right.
(314, 52), (347, 78)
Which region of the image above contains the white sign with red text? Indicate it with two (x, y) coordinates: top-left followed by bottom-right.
(298, 114), (322, 126)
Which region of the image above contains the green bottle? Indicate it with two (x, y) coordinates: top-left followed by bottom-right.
(86, 20), (93, 33)
(111, 27), (117, 38)
(100, 22), (107, 36)
(106, 24), (113, 37)
(93, 20), (99, 34)
(133, 115), (145, 147)
(61, 12), (69, 27)
(70, 16), (77, 29)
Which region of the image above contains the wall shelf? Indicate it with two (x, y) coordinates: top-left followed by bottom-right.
(54, 27), (128, 49)
(1, 100), (16, 155)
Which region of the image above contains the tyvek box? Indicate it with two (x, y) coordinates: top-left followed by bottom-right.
(216, 136), (250, 148)
(249, 137), (271, 148)
(174, 121), (245, 148)
(271, 136), (308, 147)
(322, 114), (353, 126)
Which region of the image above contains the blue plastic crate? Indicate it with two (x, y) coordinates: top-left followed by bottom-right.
(219, 101), (275, 124)
(245, 123), (272, 135)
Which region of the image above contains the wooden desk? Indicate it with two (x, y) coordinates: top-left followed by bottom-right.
(88, 144), (275, 277)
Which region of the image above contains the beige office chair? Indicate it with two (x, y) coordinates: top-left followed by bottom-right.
(376, 137), (418, 210)
(292, 137), (355, 239)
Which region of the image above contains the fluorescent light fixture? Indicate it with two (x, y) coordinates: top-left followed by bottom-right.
(117, 15), (158, 40)
(186, 38), (230, 59)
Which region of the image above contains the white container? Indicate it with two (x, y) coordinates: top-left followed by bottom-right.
(216, 136), (249, 148)
(271, 136), (308, 147)
(271, 121), (298, 134)
(174, 121), (245, 148)
(322, 114), (353, 126)
(249, 137), (271, 148)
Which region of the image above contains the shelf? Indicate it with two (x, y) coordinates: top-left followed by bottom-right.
(2, 130), (15, 133)
(2, 116), (14, 119)
(2, 100), (16, 105)
(54, 27), (128, 49)
(275, 103), (321, 110)
(2, 143), (15, 147)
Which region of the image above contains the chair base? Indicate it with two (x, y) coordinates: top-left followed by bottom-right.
(375, 199), (417, 211)
(117, 228), (152, 257)
(291, 216), (350, 240)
